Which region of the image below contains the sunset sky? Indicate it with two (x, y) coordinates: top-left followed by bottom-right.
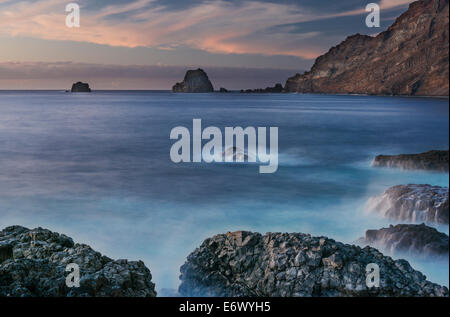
(0, 0), (414, 89)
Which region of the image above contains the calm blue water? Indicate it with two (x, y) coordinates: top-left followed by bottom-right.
(0, 91), (448, 292)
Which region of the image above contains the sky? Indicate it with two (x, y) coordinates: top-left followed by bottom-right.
(0, 0), (415, 89)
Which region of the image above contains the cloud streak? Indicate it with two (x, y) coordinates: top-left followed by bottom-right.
(0, 0), (414, 60)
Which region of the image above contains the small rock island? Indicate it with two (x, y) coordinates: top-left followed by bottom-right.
(71, 82), (92, 93)
(172, 69), (214, 93)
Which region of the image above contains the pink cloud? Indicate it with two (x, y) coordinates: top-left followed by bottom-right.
(0, 0), (414, 59)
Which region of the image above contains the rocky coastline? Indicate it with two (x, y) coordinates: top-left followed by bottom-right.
(372, 150), (449, 172)
(2, 224), (448, 297)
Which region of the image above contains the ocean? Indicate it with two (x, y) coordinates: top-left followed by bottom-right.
(0, 91), (448, 293)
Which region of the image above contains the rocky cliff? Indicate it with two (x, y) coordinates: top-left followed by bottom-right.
(366, 184), (449, 224)
(71, 82), (91, 92)
(0, 226), (157, 297)
(372, 150), (449, 171)
(285, 0), (449, 96)
(172, 69), (214, 93)
(179, 231), (448, 297)
(356, 223), (449, 258)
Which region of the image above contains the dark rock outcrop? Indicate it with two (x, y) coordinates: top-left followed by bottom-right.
(71, 82), (91, 92)
(172, 69), (214, 93)
(0, 226), (157, 297)
(356, 224), (449, 258)
(240, 83), (283, 93)
(0, 244), (13, 263)
(219, 87), (229, 93)
(179, 231), (448, 297)
(372, 150), (449, 172)
(367, 184), (449, 224)
(284, 0), (449, 96)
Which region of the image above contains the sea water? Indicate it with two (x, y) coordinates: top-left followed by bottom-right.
(0, 91), (448, 293)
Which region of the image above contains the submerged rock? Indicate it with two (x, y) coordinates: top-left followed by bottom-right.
(367, 184), (449, 224)
(179, 231), (448, 297)
(172, 69), (214, 93)
(372, 150), (449, 172)
(356, 224), (449, 258)
(71, 82), (91, 92)
(222, 146), (251, 162)
(0, 226), (156, 297)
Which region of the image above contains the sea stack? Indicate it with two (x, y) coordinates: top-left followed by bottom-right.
(172, 69), (214, 93)
(71, 82), (92, 92)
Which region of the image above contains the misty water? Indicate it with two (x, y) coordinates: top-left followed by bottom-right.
(0, 91), (448, 293)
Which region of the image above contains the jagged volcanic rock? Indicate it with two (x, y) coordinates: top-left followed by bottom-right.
(367, 184), (449, 224)
(356, 223), (449, 258)
(71, 82), (91, 92)
(179, 231), (448, 297)
(372, 150), (449, 172)
(172, 69), (214, 93)
(285, 0), (449, 96)
(0, 226), (157, 297)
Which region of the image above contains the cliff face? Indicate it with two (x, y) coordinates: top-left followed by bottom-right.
(285, 0), (449, 96)
(179, 231), (448, 297)
(366, 184), (449, 224)
(172, 69), (214, 93)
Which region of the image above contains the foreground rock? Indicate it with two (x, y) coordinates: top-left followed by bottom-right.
(372, 150), (449, 172)
(356, 224), (449, 258)
(284, 0), (449, 96)
(179, 231), (448, 297)
(367, 184), (449, 224)
(172, 69), (214, 93)
(0, 226), (156, 297)
(71, 82), (91, 92)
